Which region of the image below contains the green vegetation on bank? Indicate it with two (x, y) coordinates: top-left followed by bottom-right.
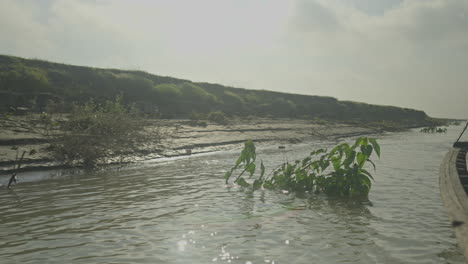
(0, 55), (436, 126)
(420, 126), (447, 133)
(225, 138), (380, 198)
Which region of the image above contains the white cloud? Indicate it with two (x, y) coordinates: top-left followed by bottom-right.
(282, 0), (468, 117)
(0, 0), (52, 57)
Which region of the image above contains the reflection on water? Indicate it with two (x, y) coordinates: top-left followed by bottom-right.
(0, 126), (465, 263)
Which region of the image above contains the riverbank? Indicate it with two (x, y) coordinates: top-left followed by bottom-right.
(0, 113), (395, 175)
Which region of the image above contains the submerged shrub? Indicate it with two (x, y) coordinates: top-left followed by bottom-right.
(48, 96), (161, 168)
(225, 137), (380, 198)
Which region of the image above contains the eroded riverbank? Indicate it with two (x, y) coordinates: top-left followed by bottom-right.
(0, 114), (384, 174)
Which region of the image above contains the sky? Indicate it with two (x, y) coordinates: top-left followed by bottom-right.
(0, 0), (467, 118)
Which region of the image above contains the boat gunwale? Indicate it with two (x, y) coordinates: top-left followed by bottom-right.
(440, 148), (468, 262)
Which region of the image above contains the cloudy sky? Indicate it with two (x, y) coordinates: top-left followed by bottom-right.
(1, 0), (467, 118)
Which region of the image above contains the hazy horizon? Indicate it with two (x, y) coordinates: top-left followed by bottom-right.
(1, 0), (467, 118)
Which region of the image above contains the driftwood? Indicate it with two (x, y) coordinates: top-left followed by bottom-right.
(7, 150), (26, 189)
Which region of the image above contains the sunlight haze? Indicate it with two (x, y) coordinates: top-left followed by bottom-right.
(1, 0), (467, 118)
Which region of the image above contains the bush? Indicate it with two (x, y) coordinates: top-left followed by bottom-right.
(420, 126), (447, 133)
(208, 111), (228, 125)
(188, 111), (208, 127)
(313, 117), (328, 125)
(48, 96), (161, 168)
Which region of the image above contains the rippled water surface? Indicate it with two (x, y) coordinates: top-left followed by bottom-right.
(0, 127), (465, 263)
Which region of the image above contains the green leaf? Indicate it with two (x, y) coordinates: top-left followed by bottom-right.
(361, 169), (375, 181)
(352, 137), (367, 149)
(246, 163), (256, 178)
(357, 152), (366, 168)
(332, 157), (341, 171)
(360, 175), (372, 188)
(343, 150), (356, 168)
(328, 145), (342, 158)
(341, 143), (351, 155)
(260, 160), (265, 179)
(351, 138), (360, 149)
(302, 156), (311, 165)
(311, 149), (326, 156)
(366, 159), (376, 171)
(224, 171), (232, 181)
(360, 137), (368, 146)
(365, 145), (373, 157)
(321, 160), (330, 171)
(235, 177), (250, 187)
(369, 138), (380, 158)
(234, 157), (242, 167)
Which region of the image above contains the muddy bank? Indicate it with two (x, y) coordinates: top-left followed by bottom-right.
(0, 114), (382, 175)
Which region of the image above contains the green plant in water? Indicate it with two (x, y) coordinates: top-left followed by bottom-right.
(224, 140), (265, 189)
(225, 137), (380, 198)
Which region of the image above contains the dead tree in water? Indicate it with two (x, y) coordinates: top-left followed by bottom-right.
(7, 150), (26, 189)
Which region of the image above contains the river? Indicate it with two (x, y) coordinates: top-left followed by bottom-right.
(0, 126), (465, 263)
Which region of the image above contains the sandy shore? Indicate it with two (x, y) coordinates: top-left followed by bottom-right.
(0, 114), (382, 175)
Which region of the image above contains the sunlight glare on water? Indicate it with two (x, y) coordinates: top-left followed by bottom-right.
(0, 126), (465, 263)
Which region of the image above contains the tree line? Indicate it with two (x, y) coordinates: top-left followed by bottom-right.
(0, 54), (432, 126)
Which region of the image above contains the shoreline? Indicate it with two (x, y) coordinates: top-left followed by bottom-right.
(0, 114), (391, 176)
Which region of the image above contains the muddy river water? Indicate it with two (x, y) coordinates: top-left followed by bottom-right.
(0, 126), (465, 263)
